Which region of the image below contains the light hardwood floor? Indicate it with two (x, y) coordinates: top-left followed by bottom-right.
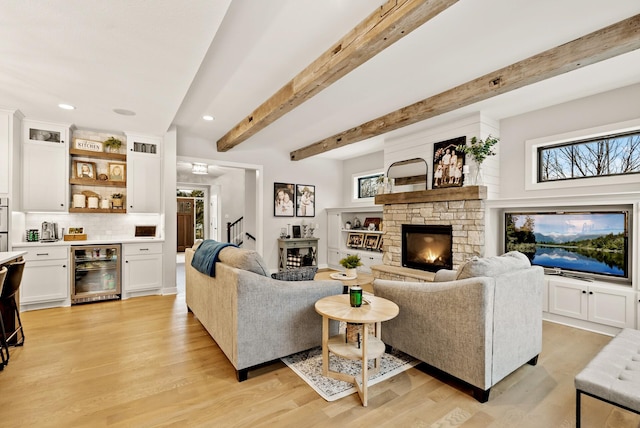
(1, 294), (638, 428)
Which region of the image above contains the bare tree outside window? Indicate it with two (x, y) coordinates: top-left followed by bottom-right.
(538, 131), (640, 182)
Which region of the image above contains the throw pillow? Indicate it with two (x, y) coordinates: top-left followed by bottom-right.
(456, 251), (531, 280)
(218, 246), (270, 276)
(271, 266), (318, 281)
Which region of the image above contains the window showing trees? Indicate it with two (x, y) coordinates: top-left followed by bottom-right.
(538, 131), (640, 182)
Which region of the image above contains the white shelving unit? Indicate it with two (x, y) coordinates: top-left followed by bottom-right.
(327, 206), (383, 273)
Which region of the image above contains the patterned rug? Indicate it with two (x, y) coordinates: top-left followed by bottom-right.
(281, 346), (418, 401)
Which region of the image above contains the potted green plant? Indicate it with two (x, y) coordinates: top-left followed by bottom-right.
(111, 193), (124, 209)
(339, 254), (362, 278)
(456, 135), (499, 185)
(103, 136), (123, 153)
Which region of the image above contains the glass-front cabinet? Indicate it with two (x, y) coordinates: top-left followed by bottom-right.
(71, 244), (121, 304)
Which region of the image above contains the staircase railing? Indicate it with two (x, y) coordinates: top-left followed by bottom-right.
(227, 217), (243, 246)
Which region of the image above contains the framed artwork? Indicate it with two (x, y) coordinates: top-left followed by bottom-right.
(357, 173), (383, 198)
(292, 225), (301, 238)
(73, 160), (97, 179)
(377, 237), (384, 252)
(296, 184), (315, 217)
(364, 234), (380, 250)
(108, 162), (126, 182)
(347, 232), (364, 248)
(432, 136), (466, 189)
(274, 182), (295, 217)
(363, 217), (382, 231)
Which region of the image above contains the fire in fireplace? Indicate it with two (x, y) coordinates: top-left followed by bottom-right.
(402, 224), (453, 272)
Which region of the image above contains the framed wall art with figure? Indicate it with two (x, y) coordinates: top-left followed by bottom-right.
(432, 136), (466, 189)
(274, 182), (295, 217)
(296, 184), (315, 217)
(74, 160), (97, 180)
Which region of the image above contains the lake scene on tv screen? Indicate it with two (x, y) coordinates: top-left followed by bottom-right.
(505, 212), (627, 278)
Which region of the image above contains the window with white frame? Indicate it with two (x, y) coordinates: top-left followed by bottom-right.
(538, 130), (640, 182)
(352, 170), (384, 201)
(525, 118), (640, 190)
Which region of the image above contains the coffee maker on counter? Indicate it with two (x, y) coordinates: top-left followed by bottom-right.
(40, 221), (59, 242)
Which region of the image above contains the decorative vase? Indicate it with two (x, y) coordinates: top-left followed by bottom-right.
(345, 268), (357, 278)
(473, 162), (484, 185)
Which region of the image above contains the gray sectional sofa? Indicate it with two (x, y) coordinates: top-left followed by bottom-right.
(185, 242), (342, 381)
(373, 251), (545, 402)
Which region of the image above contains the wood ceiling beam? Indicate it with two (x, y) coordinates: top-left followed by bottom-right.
(216, 0), (459, 152)
(290, 14), (640, 161)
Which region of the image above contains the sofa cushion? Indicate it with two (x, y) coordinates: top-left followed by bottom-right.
(271, 266), (318, 281)
(456, 251), (530, 280)
(218, 246), (269, 277)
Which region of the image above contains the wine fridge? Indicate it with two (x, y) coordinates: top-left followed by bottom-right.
(71, 244), (121, 304)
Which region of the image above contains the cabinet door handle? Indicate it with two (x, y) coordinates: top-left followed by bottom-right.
(139, 248), (149, 251)
(36, 253), (49, 256)
(126, 260), (129, 263)
(62, 265), (66, 268)
(589, 291), (593, 295)
(582, 290), (587, 294)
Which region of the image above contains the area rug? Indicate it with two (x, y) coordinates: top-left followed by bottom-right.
(281, 346), (418, 401)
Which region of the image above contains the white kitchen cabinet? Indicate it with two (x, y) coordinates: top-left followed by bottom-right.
(122, 242), (163, 298)
(15, 245), (69, 311)
(548, 276), (635, 329)
(0, 109), (21, 196)
(22, 120), (69, 212)
(125, 133), (161, 213)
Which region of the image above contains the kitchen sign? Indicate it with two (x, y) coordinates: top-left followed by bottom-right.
(74, 138), (103, 152)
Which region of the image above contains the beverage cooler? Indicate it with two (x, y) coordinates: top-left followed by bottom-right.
(71, 244), (121, 304)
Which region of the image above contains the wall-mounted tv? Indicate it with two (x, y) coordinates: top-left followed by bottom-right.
(504, 210), (630, 282)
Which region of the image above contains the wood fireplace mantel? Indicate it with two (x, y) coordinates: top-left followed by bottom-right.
(374, 185), (487, 205)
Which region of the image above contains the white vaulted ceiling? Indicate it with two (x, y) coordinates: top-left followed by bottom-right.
(1, 0), (640, 160)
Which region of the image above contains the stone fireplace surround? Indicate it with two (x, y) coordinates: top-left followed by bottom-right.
(371, 186), (487, 282)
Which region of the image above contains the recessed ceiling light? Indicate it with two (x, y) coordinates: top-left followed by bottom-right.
(58, 103), (75, 110)
(113, 108), (136, 116)
(192, 163), (208, 175)
(202, 115), (214, 121)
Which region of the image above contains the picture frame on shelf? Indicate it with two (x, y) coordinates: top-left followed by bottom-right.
(296, 184), (315, 217)
(292, 225), (302, 238)
(347, 232), (364, 248)
(433, 136), (466, 189)
(108, 162), (126, 181)
(377, 237), (384, 252)
(363, 217), (382, 231)
(274, 182), (295, 217)
(364, 234), (380, 250)
(73, 160), (97, 180)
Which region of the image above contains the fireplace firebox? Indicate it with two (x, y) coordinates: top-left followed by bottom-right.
(402, 224), (453, 272)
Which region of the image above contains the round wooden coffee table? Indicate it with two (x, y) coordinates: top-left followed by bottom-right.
(314, 294), (399, 406)
(314, 270), (375, 294)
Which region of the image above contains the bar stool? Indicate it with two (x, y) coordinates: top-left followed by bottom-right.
(0, 259), (26, 365)
(0, 266), (8, 369)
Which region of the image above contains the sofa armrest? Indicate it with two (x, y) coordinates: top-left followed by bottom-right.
(433, 269), (457, 282)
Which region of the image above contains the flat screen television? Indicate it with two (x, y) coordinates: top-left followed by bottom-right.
(504, 210), (630, 282)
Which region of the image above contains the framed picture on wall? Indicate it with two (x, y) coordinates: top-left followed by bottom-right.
(296, 184), (315, 217)
(73, 160), (97, 180)
(432, 136), (466, 189)
(357, 173), (383, 198)
(274, 182), (295, 217)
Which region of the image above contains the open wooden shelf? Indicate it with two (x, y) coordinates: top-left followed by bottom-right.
(69, 178), (126, 187)
(69, 207), (127, 214)
(69, 148), (127, 161)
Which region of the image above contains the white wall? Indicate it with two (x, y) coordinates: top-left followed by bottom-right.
(176, 137), (342, 270)
(341, 151), (383, 207)
(500, 83), (640, 199)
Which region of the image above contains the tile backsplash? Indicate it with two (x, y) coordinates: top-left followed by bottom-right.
(21, 213), (162, 242)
